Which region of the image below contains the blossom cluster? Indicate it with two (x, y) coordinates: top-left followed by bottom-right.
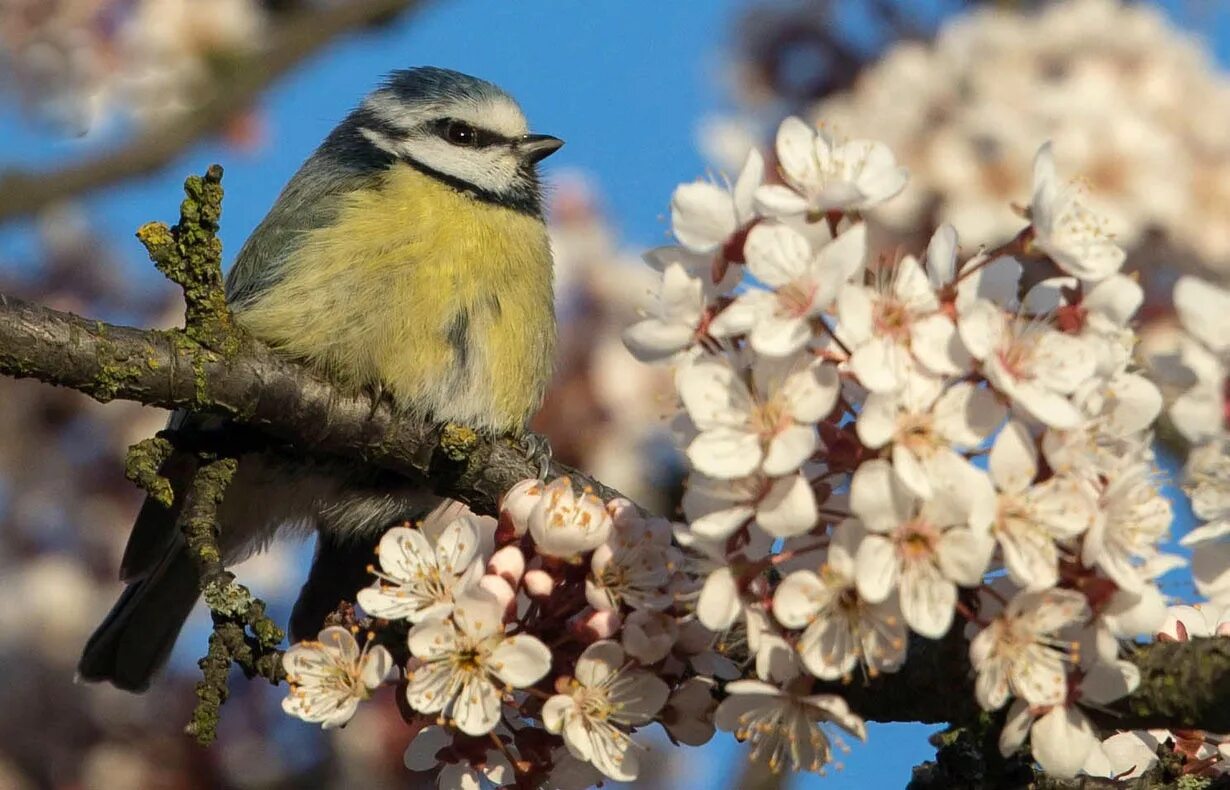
(627, 114), (1187, 780)
(281, 484), (726, 788)
(279, 111), (1223, 783)
(709, 0), (1230, 276)
(1, 0), (263, 133)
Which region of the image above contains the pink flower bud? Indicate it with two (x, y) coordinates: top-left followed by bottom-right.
(523, 568), (556, 600)
(500, 478), (544, 537)
(569, 607), (622, 642)
(487, 545), (526, 587)
(478, 574), (517, 620)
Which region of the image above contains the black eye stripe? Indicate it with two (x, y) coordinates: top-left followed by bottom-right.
(432, 118), (509, 148)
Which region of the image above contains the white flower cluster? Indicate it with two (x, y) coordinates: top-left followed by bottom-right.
(710, 0), (1230, 273)
(280, 112), (1224, 785)
(624, 114), (1187, 779)
(1, 0), (263, 133)
(281, 487), (721, 787)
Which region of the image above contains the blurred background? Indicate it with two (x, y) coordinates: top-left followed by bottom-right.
(0, 0), (1228, 787)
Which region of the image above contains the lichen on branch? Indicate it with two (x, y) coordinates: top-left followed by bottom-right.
(136, 165), (239, 354)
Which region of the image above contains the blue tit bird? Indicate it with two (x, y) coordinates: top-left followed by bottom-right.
(78, 67), (563, 691)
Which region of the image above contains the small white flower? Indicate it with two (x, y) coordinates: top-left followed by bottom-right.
(355, 517), (485, 623)
(403, 726), (514, 788)
(714, 679), (867, 775)
(755, 116), (907, 217)
(773, 520), (907, 680)
(1028, 142), (1126, 282)
(1182, 439), (1230, 605)
(671, 148), (763, 254)
(1170, 276), (1230, 443)
(404, 590), (551, 736)
(988, 421), (1098, 590)
(710, 222), (866, 357)
(969, 587), (1088, 711)
(281, 626), (392, 729)
(1082, 461), (1175, 593)
(662, 677), (718, 746)
(677, 352), (838, 480)
(542, 640), (670, 782)
(622, 256), (707, 362)
(585, 516), (675, 612)
(850, 459), (994, 638)
(960, 305), (1096, 429)
(838, 253), (967, 392)
(527, 477), (613, 559)
(1000, 697), (1099, 780)
(682, 471), (819, 540)
(856, 372), (1004, 500)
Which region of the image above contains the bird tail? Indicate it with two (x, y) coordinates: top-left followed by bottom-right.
(79, 409), (204, 692)
(77, 539), (200, 692)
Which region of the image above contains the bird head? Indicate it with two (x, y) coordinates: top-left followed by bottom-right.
(329, 67), (564, 213)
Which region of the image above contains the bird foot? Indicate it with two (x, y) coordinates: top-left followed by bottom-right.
(519, 431), (553, 480)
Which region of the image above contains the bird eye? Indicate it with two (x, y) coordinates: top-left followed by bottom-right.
(444, 121), (477, 146)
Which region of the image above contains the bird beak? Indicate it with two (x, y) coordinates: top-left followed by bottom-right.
(519, 134), (564, 164)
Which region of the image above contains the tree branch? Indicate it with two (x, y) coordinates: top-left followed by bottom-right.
(0, 291), (621, 516)
(0, 0), (427, 224)
(3, 289), (1230, 734)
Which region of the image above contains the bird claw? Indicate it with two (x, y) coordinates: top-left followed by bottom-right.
(364, 381), (394, 420)
(520, 431), (553, 480)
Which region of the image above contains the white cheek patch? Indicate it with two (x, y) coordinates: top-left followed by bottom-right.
(395, 136), (521, 195)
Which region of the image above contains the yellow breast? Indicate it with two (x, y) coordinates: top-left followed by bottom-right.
(234, 164), (556, 433)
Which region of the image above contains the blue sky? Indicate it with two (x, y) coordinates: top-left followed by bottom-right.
(1, 1), (1227, 787)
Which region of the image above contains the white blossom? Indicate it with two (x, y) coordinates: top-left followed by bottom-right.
(856, 372), (1004, 500)
(1170, 276), (1230, 442)
(714, 679), (867, 774)
(755, 116), (908, 217)
(969, 587), (1088, 711)
(622, 257), (708, 362)
(671, 148), (763, 254)
(542, 641), (670, 782)
(526, 477), (613, 559)
(850, 459), (994, 638)
(988, 421), (1099, 589)
(404, 726), (514, 788)
(404, 591), (551, 736)
(1028, 142), (1126, 282)
(677, 352), (838, 480)
(662, 677), (718, 746)
(960, 305), (1096, 429)
(682, 471), (819, 540)
(773, 520), (907, 679)
(356, 517), (486, 623)
(586, 515), (675, 612)
(710, 222), (866, 357)
(1082, 461), (1176, 593)
(838, 253), (966, 392)
(281, 627), (393, 729)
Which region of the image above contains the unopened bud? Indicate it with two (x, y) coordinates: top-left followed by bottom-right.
(569, 608), (621, 643)
(523, 569), (555, 600)
(487, 545), (526, 587)
(479, 574), (517, 620)
(500, 479), (544, 537)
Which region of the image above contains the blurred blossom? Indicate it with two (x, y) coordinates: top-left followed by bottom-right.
(717, 0), (1230, 279)
(1, 0), (264, 133)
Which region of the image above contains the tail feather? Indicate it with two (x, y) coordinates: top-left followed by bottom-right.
(78, 543), (200, 692)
